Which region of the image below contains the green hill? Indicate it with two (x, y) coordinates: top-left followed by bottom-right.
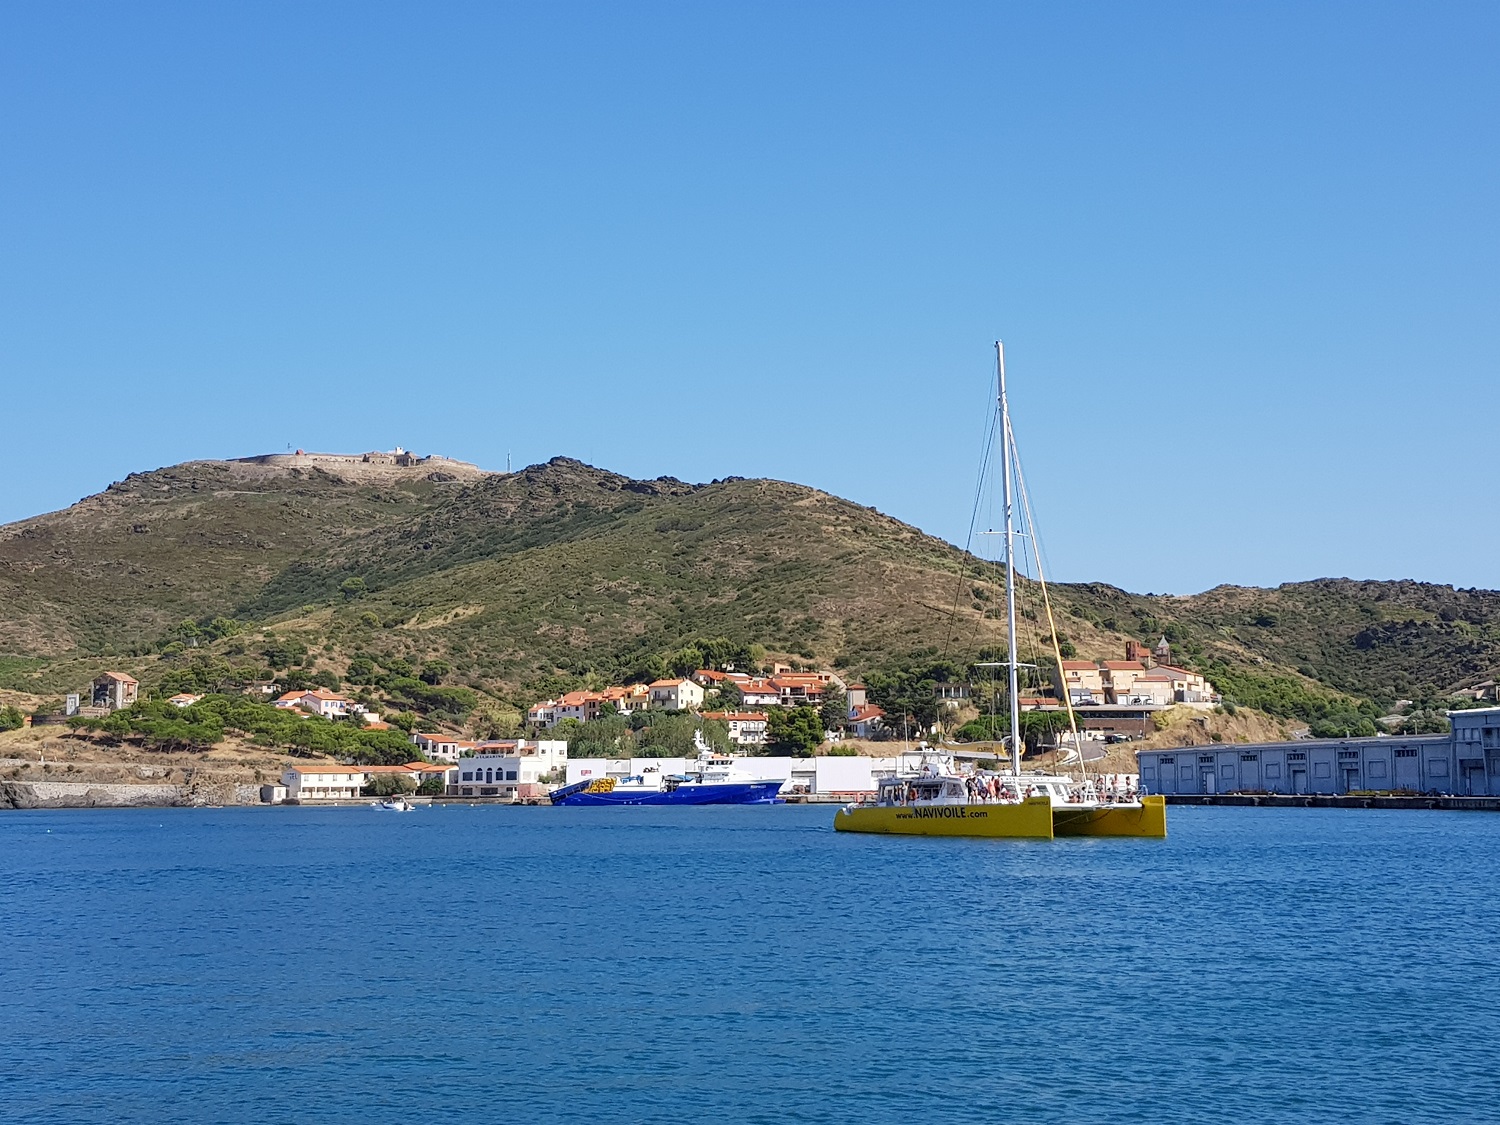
(2, 453), (1497, 729)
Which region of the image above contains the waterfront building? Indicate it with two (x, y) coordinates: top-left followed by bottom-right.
(281, 763), (368, 801)
(1451, 707), (1500, 795)
(410, 734), (566, 767)
(449, 751), (561, 799)
(1134, 712), (1500, 796)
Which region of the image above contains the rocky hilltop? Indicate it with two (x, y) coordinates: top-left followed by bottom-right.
(1, 454), (1497, 717)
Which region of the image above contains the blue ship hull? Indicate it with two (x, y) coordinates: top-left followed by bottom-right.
(551, 779), (784, 807)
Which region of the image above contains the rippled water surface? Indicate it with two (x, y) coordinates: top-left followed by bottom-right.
(3, 804), (1498, 1123)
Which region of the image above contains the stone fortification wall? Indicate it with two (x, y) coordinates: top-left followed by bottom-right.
(230, 451), (489, 480)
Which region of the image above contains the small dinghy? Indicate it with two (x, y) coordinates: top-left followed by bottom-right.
(373, 797), (415, 812)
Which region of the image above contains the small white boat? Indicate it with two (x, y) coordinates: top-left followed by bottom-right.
(373, 797), (415, 812)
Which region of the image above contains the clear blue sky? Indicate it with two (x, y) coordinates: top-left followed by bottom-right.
(2, 1), (1496, 594)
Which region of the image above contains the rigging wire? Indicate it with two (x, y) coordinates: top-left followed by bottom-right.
(1009, 413), (1087, 784)
(941, 384), (1001, 662)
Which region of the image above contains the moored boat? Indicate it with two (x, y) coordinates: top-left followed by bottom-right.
(834, 342), (1166, 841)
(550, 740), (785, 807)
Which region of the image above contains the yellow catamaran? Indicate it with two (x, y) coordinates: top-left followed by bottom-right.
(834, 342), (1166, 840)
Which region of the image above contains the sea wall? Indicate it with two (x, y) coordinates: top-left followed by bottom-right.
(0, 782), (263, 810)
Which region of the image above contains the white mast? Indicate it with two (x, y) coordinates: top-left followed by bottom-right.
(997, 341), (1022, 778)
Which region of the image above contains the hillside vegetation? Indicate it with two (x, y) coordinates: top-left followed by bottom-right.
(2, 454), (1496, 736)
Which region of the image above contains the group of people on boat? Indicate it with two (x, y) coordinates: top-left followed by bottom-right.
(882, 773), (1142, 806)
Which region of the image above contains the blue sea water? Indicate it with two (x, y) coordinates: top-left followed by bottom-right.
(2, 804), (1498, 1124)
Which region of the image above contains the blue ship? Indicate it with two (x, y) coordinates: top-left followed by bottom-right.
(550, 750), (785, 807)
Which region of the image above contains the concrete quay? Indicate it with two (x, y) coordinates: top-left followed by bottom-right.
(1165, 793), (1500, 812)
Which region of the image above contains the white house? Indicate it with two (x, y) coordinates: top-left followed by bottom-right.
(167, 693), (203, 708)
(410, 732), (470, 763)
(295, 689), (356, 719)
(699, 711), (769, 745)
(648, 678), (705, 711)
(281, 763), (368, 800)
(527, 699), (559, 727)
(848, 704), (886, 739)
(737, 680), (781, 707)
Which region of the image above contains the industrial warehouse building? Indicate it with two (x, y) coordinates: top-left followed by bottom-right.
(1137, 706), (1500, 797)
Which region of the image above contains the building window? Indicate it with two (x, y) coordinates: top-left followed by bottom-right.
(1240, 754), (1258, 762)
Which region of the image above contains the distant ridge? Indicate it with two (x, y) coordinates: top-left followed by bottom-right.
(0, 454), (1496, 711)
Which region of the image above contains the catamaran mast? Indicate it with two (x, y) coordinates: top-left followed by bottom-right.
(996, 341), (1022, 778)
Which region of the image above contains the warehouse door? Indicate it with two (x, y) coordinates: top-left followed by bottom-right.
(1464, 763), (1487, 796)
(1239, 759), (1260, 790)
(1199, 769), (1216, 794)
(1394, 754), (1419, 790)
(1290, 768), (1308, 795)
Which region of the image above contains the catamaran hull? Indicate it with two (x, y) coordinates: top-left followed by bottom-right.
(552, 781), (785, 807)
(833, 796), (1055, 838)
(1052, 795), (1167, 838)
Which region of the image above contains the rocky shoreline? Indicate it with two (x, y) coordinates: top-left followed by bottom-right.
(0, 781), (262, 810)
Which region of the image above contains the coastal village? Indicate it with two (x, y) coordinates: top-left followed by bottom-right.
(3, 640), (1232, 806)
(10, 536), (1500, 810)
